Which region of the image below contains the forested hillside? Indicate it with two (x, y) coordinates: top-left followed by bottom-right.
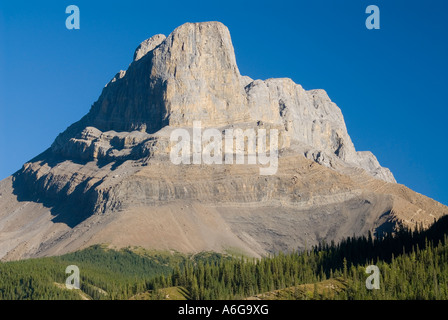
(0, 246), (179, 299)
(147, 217), (448, 299)
(1, 216), (448, 300)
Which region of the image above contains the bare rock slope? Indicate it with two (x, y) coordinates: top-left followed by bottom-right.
(0, 21), (446, 260)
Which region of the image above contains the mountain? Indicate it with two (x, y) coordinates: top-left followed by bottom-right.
(0, 21), (446, 261)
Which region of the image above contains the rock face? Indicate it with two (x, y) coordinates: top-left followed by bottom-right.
(0, 21), (445, 261)
(133, 34), (166, 62)
(53, 21), (394, 182)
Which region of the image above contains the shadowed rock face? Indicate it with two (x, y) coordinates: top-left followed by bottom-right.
(0, 21), (445, 261)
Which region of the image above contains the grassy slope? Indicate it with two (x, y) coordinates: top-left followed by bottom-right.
(130, 286), (189, 300)
(245, 278), (348, 300)
(129, 278), (349, 300)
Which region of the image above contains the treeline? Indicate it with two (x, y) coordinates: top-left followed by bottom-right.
(0, 245), (229, 300)
(1, 216), (448, 300)
(147, 215), (448, 300)
(318, 216), (448, 269)
(0, 245), (176, 300)
(343, 238), (448, 299)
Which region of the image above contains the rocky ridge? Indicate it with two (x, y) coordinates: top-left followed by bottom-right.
(0, 21), (445, 261)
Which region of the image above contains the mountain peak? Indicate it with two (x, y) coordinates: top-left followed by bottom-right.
(133, 34), (166, 62)
(50, 21), (396, 183)
(5, 21), (444, 262)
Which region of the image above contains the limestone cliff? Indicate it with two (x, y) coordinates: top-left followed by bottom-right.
(0, 21), (444, 261)
(52, 21), (393, 182)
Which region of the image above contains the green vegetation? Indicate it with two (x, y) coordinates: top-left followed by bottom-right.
(130, 286), (189, 300)
(147, 215), (448, 300)
(1, 216), (448, 300)
(246, 278), (348, 300)
(0, 245), (180, 300)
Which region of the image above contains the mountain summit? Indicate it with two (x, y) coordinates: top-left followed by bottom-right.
(53, 21), (393, 182)
(0, 22), (445, 260)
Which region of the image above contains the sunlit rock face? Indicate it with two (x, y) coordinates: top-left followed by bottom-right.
(2, 21), (444, 262)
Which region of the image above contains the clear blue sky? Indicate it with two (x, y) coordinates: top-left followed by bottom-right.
(0, 0), (447, 205)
